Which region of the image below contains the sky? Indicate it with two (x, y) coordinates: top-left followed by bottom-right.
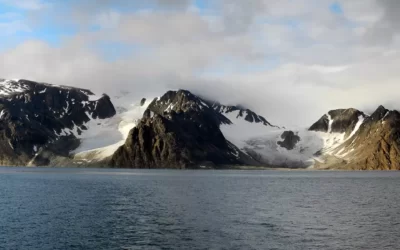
(1, 0), (400, 127)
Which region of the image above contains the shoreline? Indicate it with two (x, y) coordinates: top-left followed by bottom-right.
(0, 165), (398, 171)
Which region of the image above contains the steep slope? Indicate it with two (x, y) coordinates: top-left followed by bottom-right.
(0, 79), (115, 166)
(108, 90), (374, 169)
(110, 90), (260, 168)
(225, 108), (367, 168)
(3, 78), (396, 170)
(71, 95), (153, 165)
(309, 108), (366, 138)
(210, 102), (277, 127)
(315, 106), (400, 170)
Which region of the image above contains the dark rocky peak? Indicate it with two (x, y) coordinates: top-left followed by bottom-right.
(0, 80), (115, 122)
(362, 105), (400, 127)
(140, 98), (146, 106)
(110, 103), (242, 169)
(146, 89), (277, 128)
(369, 105), (390, 121)
(206, 101), (277, 127)
(309, 114), (329, 132)
(110, 89), (268, 168)
(0, 79), (95, 97)
(309, 108), (366, 137)
(145, 89), (231, 125)
(0, 79), (116, 165)
(147, 89), (210, 115)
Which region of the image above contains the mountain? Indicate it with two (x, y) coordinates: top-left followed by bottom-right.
(0, 79), (115, 166)
(109, 90), (261, 168)
(107, 90), (375, 169)
(1, 78), (399, 170)
(312, 106), (400, 170)
(309, 108), (366, 138)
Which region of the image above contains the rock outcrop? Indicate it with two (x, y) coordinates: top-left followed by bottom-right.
(278, 131), (300, 150)
(317, 106), (400, 170)
(110, 90), (260, 168)
(0, 79), (116, 166)
(3, 78), (400, 171)
(309, 108), (366, 138)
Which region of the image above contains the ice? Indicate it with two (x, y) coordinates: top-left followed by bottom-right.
(221, 110), (278, 147)
(219, 108), (357, 168)
(72, 96), (153, 160)
(348, 115), (365, 139)
(327, 113), (333, 133)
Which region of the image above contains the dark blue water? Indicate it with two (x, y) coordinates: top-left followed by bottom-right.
(1, 168), (400, 250)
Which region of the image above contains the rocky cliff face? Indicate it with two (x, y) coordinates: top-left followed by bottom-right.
(316, 106), (400, 170)
(210, 102), (277, 127)
(309, 108), (366, 138)
(0, 79), (116, 166)
(2, 78), (400, 170)
(277, 131), (300, 150)
(110, 90), (261, 168)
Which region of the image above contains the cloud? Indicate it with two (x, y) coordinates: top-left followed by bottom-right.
(341, 0), (400, 44)
(1, 0), (400, 127)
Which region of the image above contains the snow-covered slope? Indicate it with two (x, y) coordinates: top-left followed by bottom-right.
(0, 79), (393, 169)
(76, 89), (367, 168)
(217, 107), (368, 168)
(73, 94), (153, 162)
(0, 79), (116, 166)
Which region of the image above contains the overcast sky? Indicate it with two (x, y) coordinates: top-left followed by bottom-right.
(0, 0), (400, 127)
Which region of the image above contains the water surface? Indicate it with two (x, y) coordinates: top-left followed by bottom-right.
(1, 168), (399, 250)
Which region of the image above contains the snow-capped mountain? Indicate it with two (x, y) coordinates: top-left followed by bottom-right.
(107, 89), (359, 169)
(110, 90), (259, 168)
(0, 79), (115, 166)
(0, 78), (399, 170)
(312, 106), (400, 170)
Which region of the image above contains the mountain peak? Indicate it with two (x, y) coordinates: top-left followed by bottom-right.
(309, 108), (366, 137)
(370, 105), (389, 121)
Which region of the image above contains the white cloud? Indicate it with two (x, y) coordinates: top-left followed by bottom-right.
(1, 0), (400, 126)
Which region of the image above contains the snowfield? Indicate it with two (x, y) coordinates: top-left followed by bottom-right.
(69, 90), (367, 167)
(73, 94), (153, 161)
(221, 111), (366, 168)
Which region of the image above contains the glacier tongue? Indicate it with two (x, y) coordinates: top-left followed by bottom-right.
(219, 108), (356, 168)
(73, 94), (153, 160)
(71, 89), (369, 168)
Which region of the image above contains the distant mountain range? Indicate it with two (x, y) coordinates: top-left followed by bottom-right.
(0, 78), (399, 170)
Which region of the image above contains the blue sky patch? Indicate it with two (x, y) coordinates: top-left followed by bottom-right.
(329, 2), (343, 15)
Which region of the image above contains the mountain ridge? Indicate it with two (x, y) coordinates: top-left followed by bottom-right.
(0, 78), (398, 170)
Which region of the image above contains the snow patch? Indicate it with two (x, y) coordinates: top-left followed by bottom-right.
(0, 79), (29, 96)
(348, 115), (365, 139)
(0, 110), (6, 119)
(73, 97), (153, 160)
(327, 113), (333, 133)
